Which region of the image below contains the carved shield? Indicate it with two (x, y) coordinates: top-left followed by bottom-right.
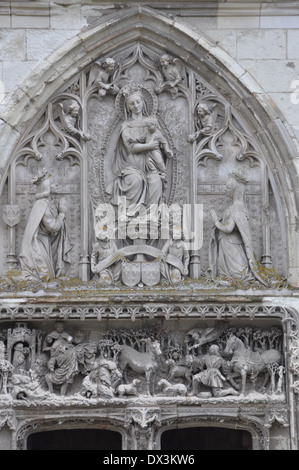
(3, 205), (21, 227)
(141, 261), (161, 287)
(122, 261), (141, 287)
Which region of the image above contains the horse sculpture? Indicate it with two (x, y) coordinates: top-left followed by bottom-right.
(113, 339), (162, 395)
(224, 334), (281, 396)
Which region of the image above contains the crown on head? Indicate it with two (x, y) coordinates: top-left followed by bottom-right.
(121, 83), (143, 99)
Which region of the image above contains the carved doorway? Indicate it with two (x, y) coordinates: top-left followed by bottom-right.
(161, 427), (252, 451)
(26, 428), (122, 450)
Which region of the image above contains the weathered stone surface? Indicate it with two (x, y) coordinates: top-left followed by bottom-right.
(0, 1), (298, 452)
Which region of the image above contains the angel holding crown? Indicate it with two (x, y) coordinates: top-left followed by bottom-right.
(19, 169), (73, 284)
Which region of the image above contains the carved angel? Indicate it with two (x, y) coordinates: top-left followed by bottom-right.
(188, 102), (220, 143)
(55, 100), (90, 141)
(155, 54), (185, 97)
(88, 58), (119, 97)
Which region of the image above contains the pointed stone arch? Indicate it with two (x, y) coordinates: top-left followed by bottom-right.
(0, 6), (298, 284)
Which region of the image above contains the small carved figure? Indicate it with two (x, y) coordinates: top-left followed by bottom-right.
(43, 323), (78, 396)
(160, 232), (190, 283)
(97, 357), (122, 398)
(116, 379), (141, 397)
(73, 330), (97, 375)
(12, 343), (30, 372)
(145, 118), (173, 181)
(191, 344), (239, 398)
(43, 321), (72, 353)
(157, 379), (188, 396)
(188, 103), (215, 143)
(81, 368), (98, 399)
(276, 365), (285, 394)
(45, 334), (79, 396)
(208, 171), (268, 286)
(19, 169), (73, 284)
(90, 234), (121, 285)
(156, 54), (184, 97)
(55, 100), (90, 141)
(88, 58), (119, 97)
(0, 341), (13, 395)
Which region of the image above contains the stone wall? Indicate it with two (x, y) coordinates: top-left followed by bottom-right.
(0, 0), (299, 452)
(1, 1), (299, 141)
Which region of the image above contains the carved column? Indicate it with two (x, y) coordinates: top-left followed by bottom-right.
(3, 165), (19, 269)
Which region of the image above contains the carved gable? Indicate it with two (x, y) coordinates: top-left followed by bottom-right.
(0, 7), (296, 451)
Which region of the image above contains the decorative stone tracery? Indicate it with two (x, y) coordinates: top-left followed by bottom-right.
(0, 6), (297, 450)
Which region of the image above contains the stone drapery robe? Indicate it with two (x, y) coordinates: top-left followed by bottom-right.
(19, 197), (72, 282)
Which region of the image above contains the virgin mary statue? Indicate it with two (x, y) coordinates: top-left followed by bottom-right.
(106, 84), (167, 217)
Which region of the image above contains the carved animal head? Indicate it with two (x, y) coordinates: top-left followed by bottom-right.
(224, 334), (238, 355)
(157, 379), (168, 388)
(132, 379), (141, 386)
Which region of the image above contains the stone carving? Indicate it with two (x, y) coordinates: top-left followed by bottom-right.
(157, 379), (188, 396)
(0, 322), (284, 403)
(82, 356), (122, 399)
(12, 343), (30, 373)
(19, 169), (73, 284)
(144, 117), (173, 182)
(107, 83), (167, 213)
(116, 379), (141, 397)
(156, 54), (185, 97)
(113, 338), (163, 396)
(208, 171), (268, 287)
(55, 100), (90, 141)
(188, 102), (216, 143)
(287, 329), (299, 395)
(0, 43), (285, 290)
(3, 205), (20, 228)
(0, 341), (13, 395)
(43, 322), (79, 396)
(224, 334), (282, 396)
(88, 58), (119, 98)
(191, 344), (239, 398)
(0, 31), (293, 450)
(160, 232), (190, 283)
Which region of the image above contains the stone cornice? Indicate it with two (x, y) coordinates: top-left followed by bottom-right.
(1, 2), (299, 19)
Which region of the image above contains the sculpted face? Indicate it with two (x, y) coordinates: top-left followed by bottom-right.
(127, 93), (144, 115)
(103, 61), (115, 73)
(160, 55), (170, 67)
(197, 105), (207, 118)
